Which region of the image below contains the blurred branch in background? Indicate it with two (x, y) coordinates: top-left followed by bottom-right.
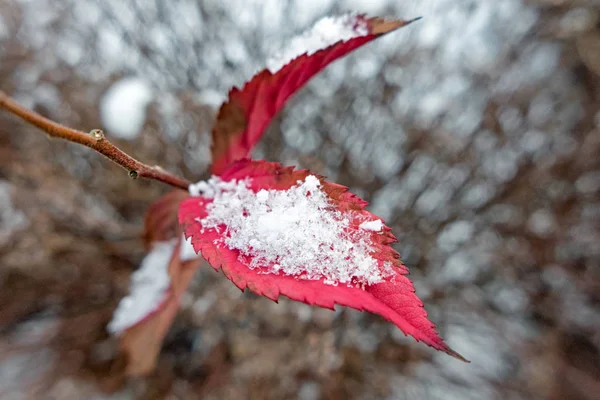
(0, 0), (599, 399)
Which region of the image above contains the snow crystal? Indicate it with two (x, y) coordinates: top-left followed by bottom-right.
(100, 77), (153, 140)
(266, 14), (369, 73)
(108, 240), (174, 334)
(180, 235), (199, 261)
(189, 178), (243, 198)
(191, 175), (392, 286)
(359, 219), (383, 232)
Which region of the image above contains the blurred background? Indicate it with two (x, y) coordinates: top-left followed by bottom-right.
(1, 0), (599, 399)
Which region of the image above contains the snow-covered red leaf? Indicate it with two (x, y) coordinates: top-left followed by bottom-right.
(210, 15), (420, 174)
(110, 237), (201, 376)
(180, 160), (467, 361)
(109, 191), (201, 376)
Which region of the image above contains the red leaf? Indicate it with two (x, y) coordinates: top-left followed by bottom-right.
(179, 160), (467, 362)
(118, 238), (201, 376)
(112, 192), (201, 376)
(143, 189), (190, 249)
(210, 15), (421, 175)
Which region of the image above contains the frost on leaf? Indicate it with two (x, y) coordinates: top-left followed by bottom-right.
(111, 190), (201, 376)
(359, 219), (384, 232)
(266, 14), (369, 73)
(192, 174), (391, 286)
(114, 237), (201, 376)
(108, 240), (174, 334)
(210, 15), (421, 175)
(179, 160), (467, 361)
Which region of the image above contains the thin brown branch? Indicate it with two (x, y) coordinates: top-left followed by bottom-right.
(0, 91), (191, 190)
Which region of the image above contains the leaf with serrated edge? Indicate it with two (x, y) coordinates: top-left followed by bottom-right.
(179, 159), (467, 362)
(210, 15), (421, 175)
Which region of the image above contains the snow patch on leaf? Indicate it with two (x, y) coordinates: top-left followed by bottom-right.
(189, 178), (247, 198)
(180, 160), (468, 362)
(179, 235), (199, 261)
(359, 219), (384, 232)
(108, 240), (174, 334)
(189, 174), (392, 286)
(267, 14), (369, 73)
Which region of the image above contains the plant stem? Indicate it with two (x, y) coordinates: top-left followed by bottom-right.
(0, 91), (191, 190)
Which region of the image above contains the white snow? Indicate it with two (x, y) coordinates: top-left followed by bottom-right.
(359, 219), (383, 232)
(190, 175), (392, 286)
(180, 235), (199, 261)
(266, 14), (369, 73)
(108, 240), (174, 334)
(14, 0), (591, 396)
(100, 77), (153, 140)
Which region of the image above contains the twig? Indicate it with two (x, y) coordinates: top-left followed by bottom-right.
(0, 91), (191, 190)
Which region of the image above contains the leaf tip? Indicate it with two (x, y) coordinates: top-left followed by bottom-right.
(445, 346), (470, 363)
(368, 16), (423, 35)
